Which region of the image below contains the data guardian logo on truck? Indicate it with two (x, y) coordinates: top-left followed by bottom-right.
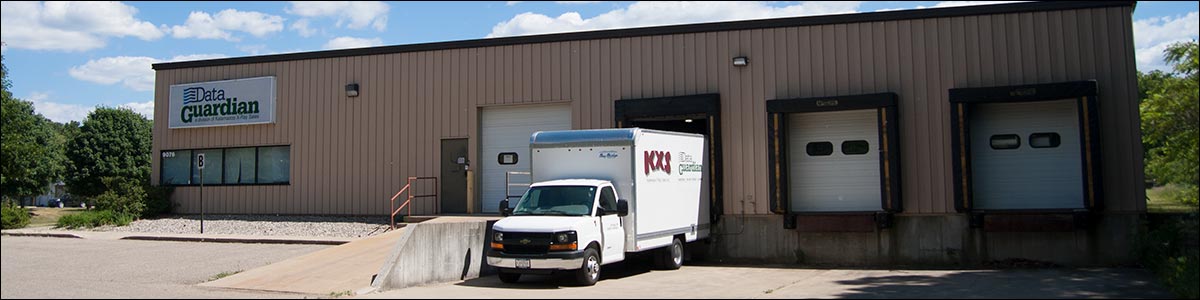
(676, 152), (703, 175)
(169, 76), (276, 129)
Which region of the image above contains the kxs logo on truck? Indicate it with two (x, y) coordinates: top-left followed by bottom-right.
(644, 150), (671, 175)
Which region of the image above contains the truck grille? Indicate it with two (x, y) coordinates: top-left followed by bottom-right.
(499, 232), (552, 255)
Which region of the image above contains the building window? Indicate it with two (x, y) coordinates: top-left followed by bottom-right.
(257, 146), (290, 184)
(161, 150), (192, 185)
(224, 147), (256, 184)
(159, 145), (289, 186)
(990, 134), (1021, 150)
(841, 140), (870, 155)
(1029, 132), (1061, 148)
(498, 152), (519, 165)
(806, 142), (834, 156)
(191, 149), (223, 184)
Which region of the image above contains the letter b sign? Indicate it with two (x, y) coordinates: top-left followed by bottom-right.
(197, 153), (206, 170)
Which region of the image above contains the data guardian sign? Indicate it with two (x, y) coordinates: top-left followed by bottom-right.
(169, 76), (276, 128)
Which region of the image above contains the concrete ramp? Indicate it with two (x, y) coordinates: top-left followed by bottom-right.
(368, 217), (499, 293)
(201, 228), (406, 295)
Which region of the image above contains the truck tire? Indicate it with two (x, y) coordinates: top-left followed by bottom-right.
(574, 248), (601, 286)
(657, 238), (684, 270)
(498, 271), (521, 283)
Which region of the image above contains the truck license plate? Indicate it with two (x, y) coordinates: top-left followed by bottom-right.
(516, 259), (531, 269)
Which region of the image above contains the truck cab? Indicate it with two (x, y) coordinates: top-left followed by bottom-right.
(488, 179), (630, 285)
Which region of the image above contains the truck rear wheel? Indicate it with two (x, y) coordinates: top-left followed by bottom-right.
(498, 271), (521, 283)
(574, 248), (601, 286)
(655, 237), (684, 270)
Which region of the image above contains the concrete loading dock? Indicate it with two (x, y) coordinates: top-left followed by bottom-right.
(152, 1), (1144, 266)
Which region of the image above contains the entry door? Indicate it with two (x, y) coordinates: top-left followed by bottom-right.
(787, 109), (881, 212)
(969, 99), (1083, 210)
(441, 139), (469, 214)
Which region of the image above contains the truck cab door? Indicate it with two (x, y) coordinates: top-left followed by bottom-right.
(597, 186), (625, 264)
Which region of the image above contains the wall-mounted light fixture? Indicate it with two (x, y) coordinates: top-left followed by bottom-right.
(732, 56), (749, 67)
(345, 83), (360, 97)
(684, 119), (694, 123)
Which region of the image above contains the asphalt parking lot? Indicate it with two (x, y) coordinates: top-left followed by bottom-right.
(362, 257), (1173, 299)
(0, 236), (328, 298)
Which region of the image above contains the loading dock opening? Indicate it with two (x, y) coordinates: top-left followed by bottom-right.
(766, 93), (901, 230)
(615, 94), (723, 224)
(949, 81), (1103, 231)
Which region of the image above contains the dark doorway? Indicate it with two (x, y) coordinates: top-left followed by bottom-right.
(441, 138), (469, 214)
(615, 94), (723, 224)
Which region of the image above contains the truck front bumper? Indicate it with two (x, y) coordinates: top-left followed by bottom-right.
(487, 250), (586, 270)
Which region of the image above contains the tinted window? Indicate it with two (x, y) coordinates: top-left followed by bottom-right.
(161, 150), (192, 185)
(256, 146), (290, 184)
(990, 134), (1021, 150)
(1029, 132), (1061, 148)
(191, 149), (223, 184)
(806, 142), (834, 156)
(841, 140), (870, 155)
(224, 147), (256, 184)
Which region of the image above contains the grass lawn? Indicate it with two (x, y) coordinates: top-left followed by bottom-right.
(1147, 185), (1199, 214)
(26, 207), (86, 228)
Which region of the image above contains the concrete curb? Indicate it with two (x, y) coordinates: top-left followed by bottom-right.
(0, 232), (83, 239)
(119, 236), (349, 245)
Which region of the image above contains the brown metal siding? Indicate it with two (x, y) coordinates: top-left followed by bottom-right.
(152, 6), (1142, 216)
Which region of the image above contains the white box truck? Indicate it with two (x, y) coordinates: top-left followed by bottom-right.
(486, 128), (710, 285)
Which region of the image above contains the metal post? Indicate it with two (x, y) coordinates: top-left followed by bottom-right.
(200, 166), (204, 234)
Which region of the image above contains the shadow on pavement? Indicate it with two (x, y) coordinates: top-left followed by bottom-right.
(830, 268), (1174, 299)
(455, 254), (657, 289)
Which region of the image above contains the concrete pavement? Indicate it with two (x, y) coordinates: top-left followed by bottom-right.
(0, 235), (329, 298)
(359, 258), (1173, 299)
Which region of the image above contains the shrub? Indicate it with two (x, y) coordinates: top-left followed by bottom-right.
(1136, 217), (1200, 298)
(2, 200), (31, 229)
(143, 184), (175, 217)
(55, 210), (134, 229)
(92, 177), (147, 217)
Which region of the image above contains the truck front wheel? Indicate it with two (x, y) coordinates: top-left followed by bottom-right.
(498, 271), (521, 283)
(574, 248), (601, 286)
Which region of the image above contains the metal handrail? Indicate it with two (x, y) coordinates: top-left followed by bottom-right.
(505, 171), (531, 200)
(389, 176), (438, 230)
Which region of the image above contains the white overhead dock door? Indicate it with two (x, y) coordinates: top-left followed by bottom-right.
(480, 104), (572, 213)
(969, 99), (1083, 210)
(787, 109), (881, 212)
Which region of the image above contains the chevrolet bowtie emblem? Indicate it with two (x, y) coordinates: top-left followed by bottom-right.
(520, 239), (531, 245)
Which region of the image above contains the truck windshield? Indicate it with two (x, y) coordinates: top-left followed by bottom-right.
(512, 186), (595, 216)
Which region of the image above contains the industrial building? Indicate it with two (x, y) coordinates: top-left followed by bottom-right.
(152, 1), (1143, 265)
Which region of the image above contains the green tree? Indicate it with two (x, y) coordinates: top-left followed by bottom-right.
(1140, 40), (1199, 204)
(1, 55), (60, 203)
(65, 107), (153, 198)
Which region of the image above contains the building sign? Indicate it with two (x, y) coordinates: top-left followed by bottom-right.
(169, 76), (276, 128)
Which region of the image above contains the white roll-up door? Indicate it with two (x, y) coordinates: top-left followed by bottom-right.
(787, 109), (881, 212)
(970, 99), (1083, 210)
(480, 104), (571, 213)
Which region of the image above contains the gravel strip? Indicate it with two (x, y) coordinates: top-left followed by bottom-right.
(96, 215), (392, 238)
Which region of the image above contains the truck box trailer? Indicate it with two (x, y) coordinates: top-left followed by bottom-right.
(486, 128), (710, 285)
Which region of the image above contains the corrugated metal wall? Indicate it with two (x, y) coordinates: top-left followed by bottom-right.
(152, 6), (1142, 216)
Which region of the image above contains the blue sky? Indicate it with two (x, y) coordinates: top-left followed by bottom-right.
(2, 1), (1196, 123)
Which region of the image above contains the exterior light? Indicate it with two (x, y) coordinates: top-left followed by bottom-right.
(684, 119), (693, 123)
(732, 56), (749, 66)
(345, 83), (360, 97)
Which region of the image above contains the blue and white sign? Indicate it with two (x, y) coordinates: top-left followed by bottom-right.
(169, 76), (276, 128)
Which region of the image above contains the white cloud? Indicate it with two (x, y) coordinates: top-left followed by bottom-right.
(68, 54), (227, 92)
(25, 92), (152, 122)
(487, 1), (862, 37)
(507, 1), (523, 6)
(291, 19), (318, 37)
(323, 36), (383, 50)
(286, 1), (390, 31)
(170, 9), (285, 41)
(1133, 11), (1200, 72)
(556, 1), (603, 4)
(0, 1), (163, 52)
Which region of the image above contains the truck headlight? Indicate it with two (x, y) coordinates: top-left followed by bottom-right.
(493, 232), (503, 242)
(555, 233), (569, 243)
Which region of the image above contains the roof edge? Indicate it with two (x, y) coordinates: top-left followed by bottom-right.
(153, 1), (1133, 71)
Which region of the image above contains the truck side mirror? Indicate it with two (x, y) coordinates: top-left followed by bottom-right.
(617, 200), (629, 217)
(499, 199), (511, 217)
